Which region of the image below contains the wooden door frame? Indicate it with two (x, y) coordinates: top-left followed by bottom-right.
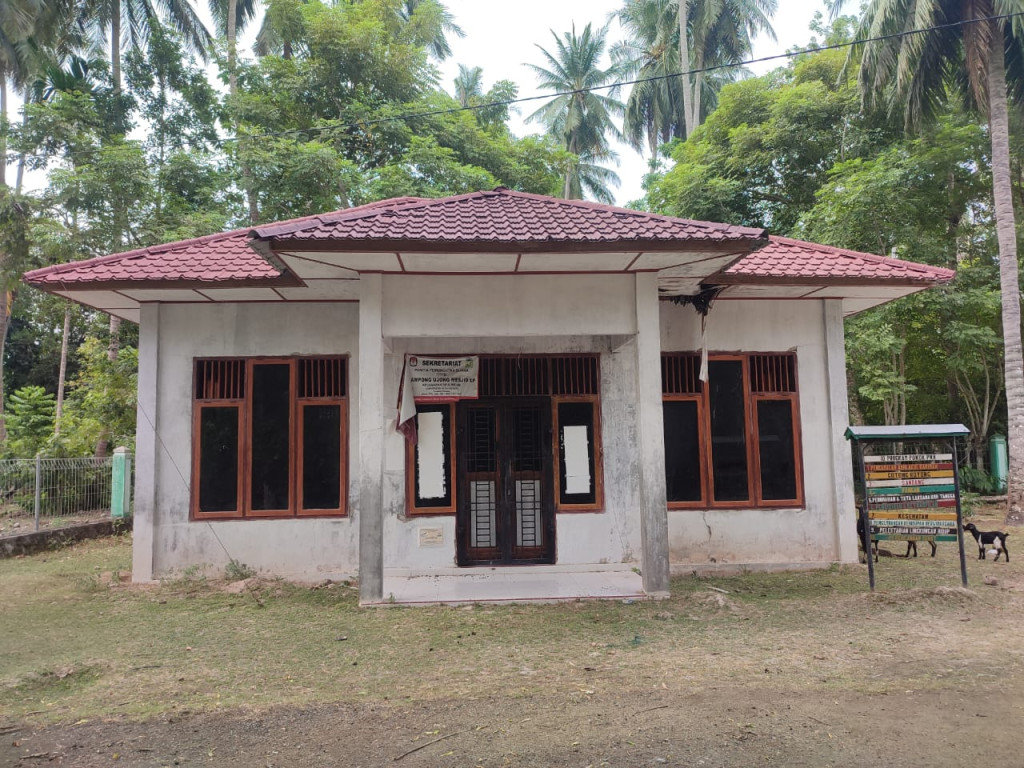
(456, 398), (556, 566)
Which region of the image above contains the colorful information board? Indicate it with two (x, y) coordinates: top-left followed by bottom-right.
(846, 424), (970, 590)
(863, 453), (959, 543)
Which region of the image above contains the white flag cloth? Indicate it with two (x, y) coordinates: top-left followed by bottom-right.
(396, 356), (417, 444)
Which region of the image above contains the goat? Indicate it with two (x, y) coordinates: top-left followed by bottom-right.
(858, 514), (930, 561)
(964, 523), (1010, 562)
(904, 539), (937, 558)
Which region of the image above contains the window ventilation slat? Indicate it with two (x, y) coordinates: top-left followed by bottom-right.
(299, 358), (347, 399)
(479, 355), (598, 397)
(661, 354), (702, 395)
(196, 359), (245, 400)
(750, 354), (796, 394)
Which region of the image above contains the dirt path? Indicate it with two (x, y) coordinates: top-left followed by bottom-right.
(3, 683), (1018, 767)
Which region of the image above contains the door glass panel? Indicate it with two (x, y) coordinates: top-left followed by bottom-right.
(663, 400), (702, 502)
(199, 406), (239, 512)
(251, 363), (291, 510)
(302, 404), (340, 510)
(757, 400), (798, 500)
(467, 408), (496, 473)
(516, 479), (543, 546)
(709, 360), (749, 502)
(470, 480), (496, 548)
(512, 406), (543, 472)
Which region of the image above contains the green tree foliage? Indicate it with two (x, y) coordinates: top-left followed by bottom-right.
(649, 38), (898, 231)
(5, 384), (55, 456)
(46, 337), (138, 456)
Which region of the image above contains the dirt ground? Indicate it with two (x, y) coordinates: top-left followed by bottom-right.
(2, 685), (1019, 768)
(2, 516), (1023, 768)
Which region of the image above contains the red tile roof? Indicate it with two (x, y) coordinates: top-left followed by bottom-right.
(24, 229), (274, 287)
(23, 194), (954, 290)
(722, 236), (955, 284)
(251, 188), (766, 248)
(23, 198), (424, 288)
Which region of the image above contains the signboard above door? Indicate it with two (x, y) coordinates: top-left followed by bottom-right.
(407, 355), (480, 402)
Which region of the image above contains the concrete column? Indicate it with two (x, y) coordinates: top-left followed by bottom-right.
(823, 299), (857, 563)
(634, 273), (670, 596)
(358, 274), (385, 603)
(132, 305), (159, 583)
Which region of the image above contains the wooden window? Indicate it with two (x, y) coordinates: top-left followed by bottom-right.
(406, 403), (455, 514)
(191, 357), (348, 520)
(662, 352), (803, 509)
(405, 354), (604, 514)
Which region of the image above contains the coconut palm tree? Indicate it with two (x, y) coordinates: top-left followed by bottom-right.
(83, 0), (210, 101)
(526, 22), (625, 201)
(614, 0), (774, 152)
(453, 63), (483, 107)
(396, 0), (464, 60)
(677, 0), (776, 136)
(208, 0), (258, 94)
(614, 0), (686, 154)
(830, 0), (1024, 524)
(0, 0), (49, 188)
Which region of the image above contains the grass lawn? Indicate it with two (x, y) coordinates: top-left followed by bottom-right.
(2, 524), (1021, 729)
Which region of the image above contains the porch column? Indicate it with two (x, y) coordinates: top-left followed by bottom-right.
(634, 273), (670, 596)
(358, 273), (385, 603)
(824, 299), (858, 563)
(132, 304), (159, 583)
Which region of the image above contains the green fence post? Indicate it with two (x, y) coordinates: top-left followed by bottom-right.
(989, 434), (1008, 493)
(111, 448), (128, 519)
(34, 455), (42, 531)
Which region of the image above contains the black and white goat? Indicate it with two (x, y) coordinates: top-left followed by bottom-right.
(964, 523), (1010, 562)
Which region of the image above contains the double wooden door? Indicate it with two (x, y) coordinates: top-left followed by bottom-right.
(456, 399), (556, 565)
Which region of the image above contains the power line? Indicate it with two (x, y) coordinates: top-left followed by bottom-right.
(12, 9), (1024, 163)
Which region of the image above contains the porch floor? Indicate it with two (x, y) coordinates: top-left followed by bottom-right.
(372, 565), (646, 606)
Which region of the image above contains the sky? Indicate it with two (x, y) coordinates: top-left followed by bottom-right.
(7, 1), (827, 206)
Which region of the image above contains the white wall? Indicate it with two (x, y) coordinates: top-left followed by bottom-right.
(660, 299), (850, 567)
(136, 285), (853, 581)
(383, 274), (637, 337)
(144, 302), (361, 580)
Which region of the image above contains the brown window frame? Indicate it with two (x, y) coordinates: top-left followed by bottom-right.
(404, 354), (605, 515)
(552, 395), (604, 511)
(406, 402), (457, 516)
(191, 356), (348, 521)
(662, 352), (804, 510)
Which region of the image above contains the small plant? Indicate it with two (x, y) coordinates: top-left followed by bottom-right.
(224, 559), (256, 581)
(959, 466), (1001, 495)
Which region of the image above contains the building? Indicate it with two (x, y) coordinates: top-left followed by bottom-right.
(23, 189), (954, 603)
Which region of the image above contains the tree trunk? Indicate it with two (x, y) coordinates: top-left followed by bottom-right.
(677, 0), (696, 138)
(987, 35), (1024, 525)
(1, 75), (8, 189)
(15, 107), (28, 194)
(54, 303), (71, 435)
(228, 0), (238, 95)
(111, 0), (121, 92)
(95, 314), (120, 456)
(0, 289), (9, 443)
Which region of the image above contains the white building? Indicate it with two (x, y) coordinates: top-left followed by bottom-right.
(24, 189), (953, 603)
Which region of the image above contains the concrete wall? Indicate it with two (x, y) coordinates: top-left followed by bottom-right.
(134, 279), (854, 582)
(660, 299), (853, 568)
(141, 302), (361, 580)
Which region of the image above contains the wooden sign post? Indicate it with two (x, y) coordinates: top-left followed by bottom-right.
(845, 425), (970, 590)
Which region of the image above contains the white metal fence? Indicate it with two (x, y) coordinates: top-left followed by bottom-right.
(0, 457), (118, 536)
